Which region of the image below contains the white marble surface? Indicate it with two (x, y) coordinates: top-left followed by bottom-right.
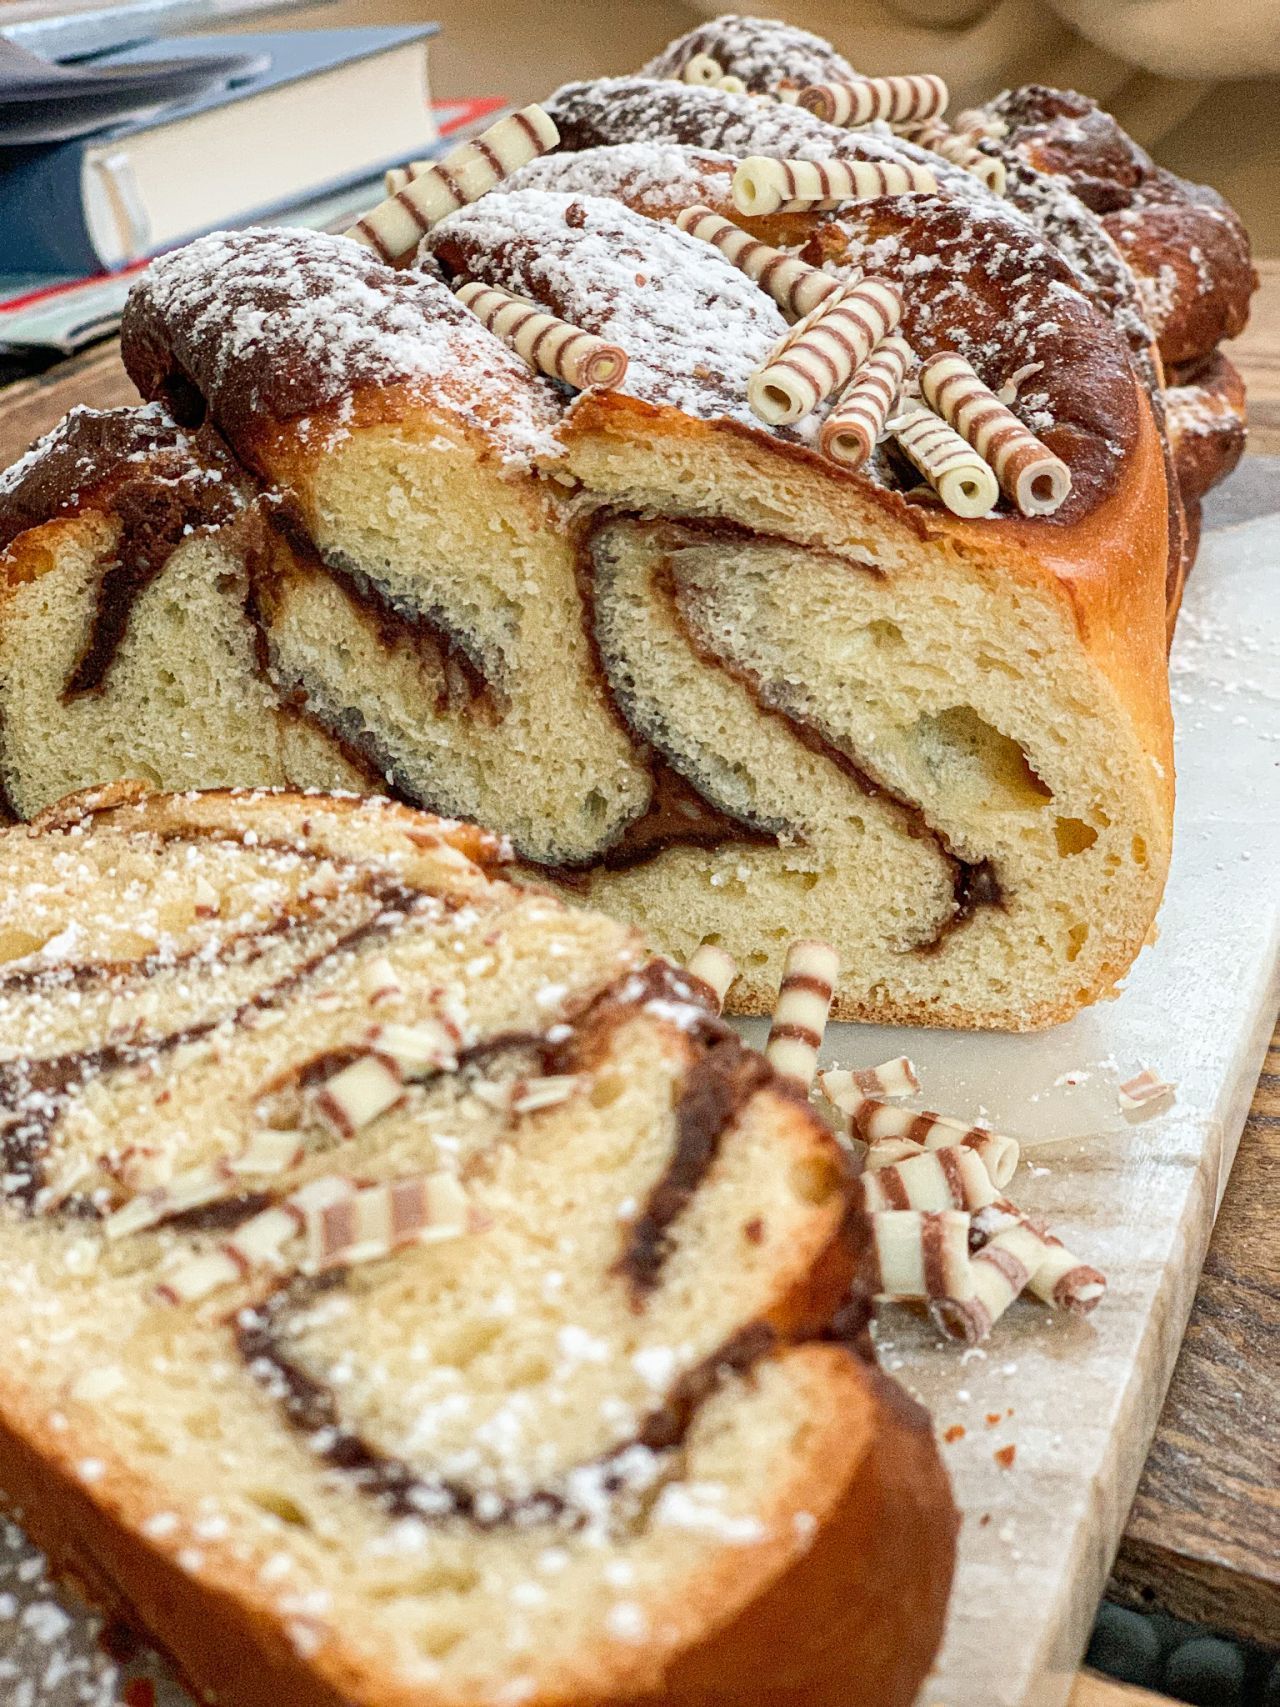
(2, 510), (1278, 1705)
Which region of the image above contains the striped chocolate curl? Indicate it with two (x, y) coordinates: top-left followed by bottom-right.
(819, 1057), (919, 1102)
(798, 74), (948, 129)
(685, 943), (738, 1013)
(919, 352), (1072, 516)
(673, 205), (844, 320)
(717, 73), (749, 94)
(765, 940), (839, 1088)
(974, 1201), (1107, 1314)
(732, 154), (937, 217)
(868, 1209), (972, 1303)
(748, 277), (904, 427)
(347, 104), (560, 265)
(931, 1213), (1045, 1343)
(904, 121), (1007, 196)
(454, 281), (628, 391)
(819, 334), (913, 468)
(681, 51), (724, 85)
(824, 1080), (1019, 1188)
(888, 404), (999, 518)
(860, 1144), (998, 1214)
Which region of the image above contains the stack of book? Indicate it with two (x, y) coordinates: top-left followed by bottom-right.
(0, 0), (498, 359)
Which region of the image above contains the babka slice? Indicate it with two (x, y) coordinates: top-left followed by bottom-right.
(0, 784), (955, 1707)
(0, 404), (364, 818)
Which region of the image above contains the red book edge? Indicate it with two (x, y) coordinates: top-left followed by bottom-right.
(0, 93), (507, 316)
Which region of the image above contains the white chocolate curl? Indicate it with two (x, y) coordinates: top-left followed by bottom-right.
(765, 940), (839, 1088)
(931, 1213), (1044, 1343)
(819, 1057), (919, 1102)
(454, 281), (629, 390)
(888, 404), (1000, 518)
(905, 121), (1007, 195)
(673, 206), (843, 319)
(348, 104), (559, 264)
(860, 1144), (998, 1214)
(798, 74), (949, 129)
(685, 943), (738, 1013)
(918, 352), (1072, 516)
(868, 1209), (973, 1302)
(681, 52), (724, 85)
(819, 334), (914, 468)
(717, 74), (749, 94)
(825, 1082), (1019, 1188)
(749, 277), (904, 426)
(732, 154), (937, 217)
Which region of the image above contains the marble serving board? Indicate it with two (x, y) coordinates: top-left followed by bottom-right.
(2, 489), (1279, 1707)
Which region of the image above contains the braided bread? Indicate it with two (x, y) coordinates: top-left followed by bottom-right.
(0, 783), (954, 1707)
(0, 10), (1255, 1030)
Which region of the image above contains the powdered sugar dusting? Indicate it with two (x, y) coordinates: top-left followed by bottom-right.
(640, 12), (858, 92)
(121, 229), (564, 467)
(505, 143), (736, 217)
(430, 191), (800, 435)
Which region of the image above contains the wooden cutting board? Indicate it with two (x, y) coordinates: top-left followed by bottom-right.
(0, 496), (1276, 1707)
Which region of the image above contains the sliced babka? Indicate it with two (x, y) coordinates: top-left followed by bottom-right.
(0, 783), (955, 1707)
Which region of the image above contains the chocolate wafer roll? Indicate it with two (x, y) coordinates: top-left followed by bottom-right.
(685, 943), (738, 1013)
(819, 334), (913, 468)
(682, 52), (724, 85)
(825, 1082), (1019, 1187)
(859, 1144), (997, 1213)
(732, 155), (937, 217)
(672, 205), (844, 320)
(765, 939), (839, 1088)
(867, 1209), (974, 1302)
(717, 74), (749, 95)
(346, 104), (559, 265)
(918, 352), (1072, 516)
(453, 281), (629, 391)
(749, 278), (904, 427)
(798, 75), (948, 129)
(888, 404), (1000, 518)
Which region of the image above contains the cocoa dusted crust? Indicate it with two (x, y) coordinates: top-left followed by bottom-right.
(989, 85), (1257, 368)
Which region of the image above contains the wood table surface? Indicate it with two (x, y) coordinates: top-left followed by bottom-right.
(0, 261), (1276, 1707)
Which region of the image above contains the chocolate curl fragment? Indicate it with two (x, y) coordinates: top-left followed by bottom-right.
(918, 352), (1071, 516)
(860, 1144), (997, 1214)
(305, 1172), (469, 1272)
(673, 205), (843, 320)
(819, 334), (913, 468)
(153, 1176), (353, 1305)
(825, 1081), (1019, 1188)
(716, 73), (749, 94)
(765, 940), (839, 1088)
(684, 943), (738, 1013)
(953, 107), (1009, 142)
(681, 52), (724, 85)
(930, 1213), (1043, 1343)
(798, 74), (948, 129)
(310, 1052), (406, 1139)
(749, 277), (904, 426)
(905, 122), (1007, 195)
(819, 1056), (919, 1102)
(347, 104), (560, 264)
(888, 404), (1000, 518)
(372, 1017), (461, 1076)
(509, 1075), (582, 1114)
(868, 1209), (973, 1302)
(1117, 1068), (1175, 1112)
(454, 280), (629, 391)
(732, 154), (937, 217)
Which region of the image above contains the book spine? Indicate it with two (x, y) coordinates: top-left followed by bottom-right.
(0, 144), (100, 275)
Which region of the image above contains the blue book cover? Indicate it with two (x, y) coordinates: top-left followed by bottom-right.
(0, 25), (438, 273)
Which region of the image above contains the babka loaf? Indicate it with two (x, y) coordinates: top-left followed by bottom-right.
(0, 783), (956, 1707)
(0, 13), (1256, 1028)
